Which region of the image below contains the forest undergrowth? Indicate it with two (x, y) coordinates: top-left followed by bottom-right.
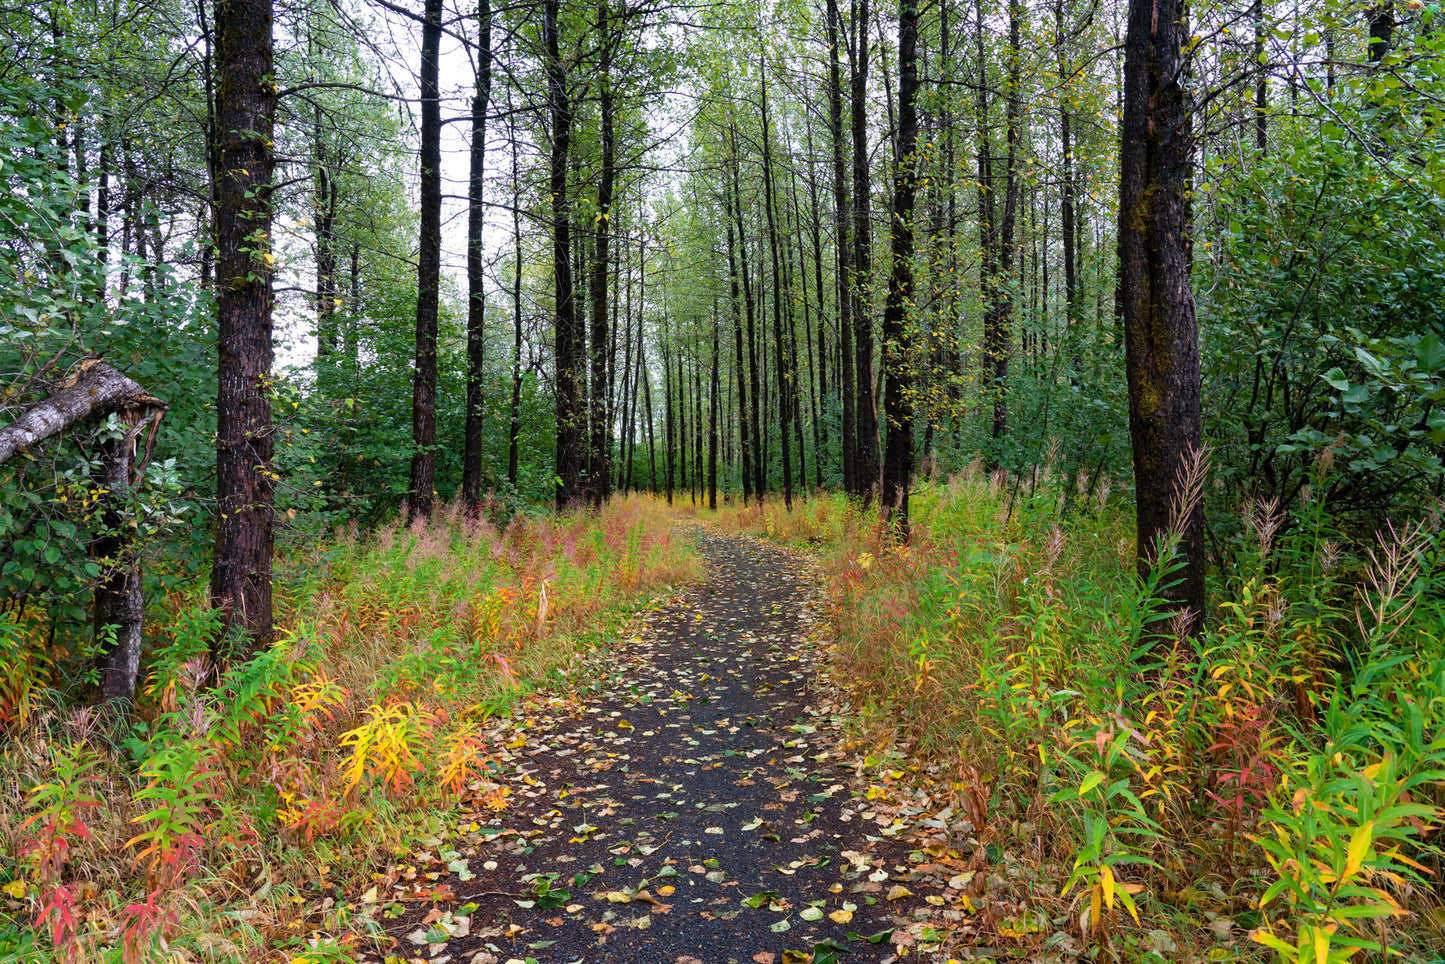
(0, 494), (697, 963)
(701, 466), (1445, 964)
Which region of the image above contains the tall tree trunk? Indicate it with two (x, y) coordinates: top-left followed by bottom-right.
(548, 0), (584, 509)
(994, 0), (1022, 433)
(409, 0), (443, 521)
(709, 301), (720, 510)
(462, 0), (494, 510)
(825, 0), (856, 493)
(795, 170), (824, 490)
(975, 0), (1003, 455)
(882, 0), (918, 537)
(803, 118), (829, 488)
(729, 126), (765, 503)
(211, 0), (276, 659)
(850, 0), (878, 503)
(725, 207), (753, 503)
(642, 322), (657, 492)
(760, 72), (793, 510)
(619, 243), (636, 492)
(310, 19), (337, 367)
(1056, 0), (1081, 378)
(785, 178), (809, 494)
(1253, 0), (1267, 151)
(693, 348), (704, 505)
(662, 309), (675, 505)
(313, 161), (338, 362)
(1119, 0), (1206, 636)
(588, 0), (616, 508)
(508, 114), (523, 488)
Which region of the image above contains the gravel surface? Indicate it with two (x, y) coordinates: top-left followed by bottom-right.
(362, 525), (949, 964)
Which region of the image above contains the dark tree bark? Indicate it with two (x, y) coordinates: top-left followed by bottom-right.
(996, 0), (1022, 426)
(1253, 0), (1267, 152)
(1119, 0), (1206, 635)
(881, 0), (918, 538)
(1056, 0), (1081, 377)
(728, 126), (765, 503)
(548, 0), (585, 510)
(662, 310), (675, 505)
(725, 206), (753, 504)
(825, 0), (856, 493)
(709, 301), (720, 510)
(588, 0), (616, 508)
(978, 0), (1020, 453)
(642, 326), (658, 491)
(619, 247), (636, 492)
(802, 119), (829, 489)
(692, 348), (704, 506)
(211, 0), (277, 659)
(94, 408), (152, 706)
(462, 0), (494, 510)
(849, 0), (878, 503)
(408, 0), (443, 522)
(793, 170), (823, 490)
(974, 0), (1000, 448)
(1367, 1), (1393, 63)
(783, 183), (807, 495)
(508, 115), (523, 488)
(310, 54), (337, 365)
(760, 72), (793, 510)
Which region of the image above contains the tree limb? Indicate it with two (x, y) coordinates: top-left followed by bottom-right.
(0, 360), (167, 466)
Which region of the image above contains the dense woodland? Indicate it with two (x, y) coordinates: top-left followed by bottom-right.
(3, 0), (1445, 956)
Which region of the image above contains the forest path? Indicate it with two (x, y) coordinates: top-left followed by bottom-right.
(365, 525), (968, 964)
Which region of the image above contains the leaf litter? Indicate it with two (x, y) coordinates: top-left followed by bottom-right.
(358, 526), (1034, 964)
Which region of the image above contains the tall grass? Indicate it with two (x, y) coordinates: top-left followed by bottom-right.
(706, 472), (1445, 961)
(0, 494), (696, 962)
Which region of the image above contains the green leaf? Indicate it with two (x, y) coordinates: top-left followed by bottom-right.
(1417, 333), (1445, 372)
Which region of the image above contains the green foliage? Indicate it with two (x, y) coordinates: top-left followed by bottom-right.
(1202, 84), (1445, 530)
(0, 497), (695, 959)
(716, 469), (1445, 957)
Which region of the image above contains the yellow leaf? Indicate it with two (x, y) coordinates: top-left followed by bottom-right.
(829, 908), (854, 924)
(1344, 821), (1374, 879)
(1100, 864), (1115, 909)
(2, 880), (26, 899)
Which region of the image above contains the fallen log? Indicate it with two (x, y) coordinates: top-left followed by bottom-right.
(0, 359), (165, 466)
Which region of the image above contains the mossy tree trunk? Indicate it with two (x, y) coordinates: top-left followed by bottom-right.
(1118, 0), (1207, 636)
